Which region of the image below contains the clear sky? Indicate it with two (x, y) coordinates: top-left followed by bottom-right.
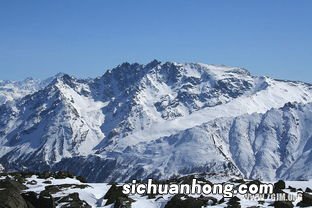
(0, 0), (311, 82)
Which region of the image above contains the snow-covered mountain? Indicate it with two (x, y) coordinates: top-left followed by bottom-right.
(0, 73), (64, 105)
(0, 60), (312, 182)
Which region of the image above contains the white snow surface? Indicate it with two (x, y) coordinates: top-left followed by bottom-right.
(117, 75), (312, 147)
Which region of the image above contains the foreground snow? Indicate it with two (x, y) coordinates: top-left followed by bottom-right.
(20, 175), (311, 208)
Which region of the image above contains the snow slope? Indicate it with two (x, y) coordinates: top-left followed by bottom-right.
(97, 102), (312, 181)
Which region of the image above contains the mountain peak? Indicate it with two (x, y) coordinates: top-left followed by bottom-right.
(145, 59), (161, 68)
(55, 73), (74, 82)
(48, 73), (77, 88)
(1, 61), (312, 182)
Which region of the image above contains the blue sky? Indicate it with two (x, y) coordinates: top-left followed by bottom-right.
(0, 0), (311, 82)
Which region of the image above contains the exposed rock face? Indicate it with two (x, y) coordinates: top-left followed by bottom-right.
(0, 178), (29, 208)
(0, 173), (92, 208)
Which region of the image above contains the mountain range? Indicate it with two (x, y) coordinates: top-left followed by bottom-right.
(0, 60), (312, 182)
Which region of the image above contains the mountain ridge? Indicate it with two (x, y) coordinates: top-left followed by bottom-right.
(0, 60), (312, 182)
